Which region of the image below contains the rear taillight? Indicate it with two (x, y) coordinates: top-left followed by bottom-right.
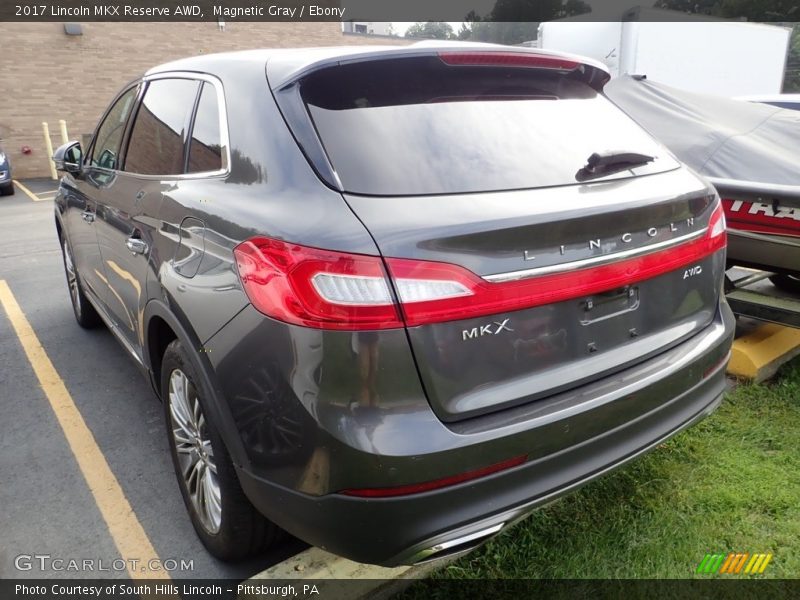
(235, 202), (726, 330)
(708, 200), (727, 239)
(233, 238), (403, 330)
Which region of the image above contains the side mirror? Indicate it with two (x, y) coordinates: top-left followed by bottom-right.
(53, 141), (82, 174)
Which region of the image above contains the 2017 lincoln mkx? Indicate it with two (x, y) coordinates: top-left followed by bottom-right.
(52, 44), (735, 565)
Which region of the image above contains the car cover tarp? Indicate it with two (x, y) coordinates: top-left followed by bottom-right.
(605, 75), (800, 192)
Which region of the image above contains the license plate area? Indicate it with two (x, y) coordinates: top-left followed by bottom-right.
(580, 286), (639, 325)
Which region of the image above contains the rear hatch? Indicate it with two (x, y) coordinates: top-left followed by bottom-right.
(273, 49), (727, 422)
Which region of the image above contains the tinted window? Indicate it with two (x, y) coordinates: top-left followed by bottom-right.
(125, 78), (199, 175)
(301, 57), (677, 196)
(187, 83), (224, 173)
(91, 86), (138, 170)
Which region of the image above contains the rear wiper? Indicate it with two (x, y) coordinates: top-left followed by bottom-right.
(576, 150), (655, 182)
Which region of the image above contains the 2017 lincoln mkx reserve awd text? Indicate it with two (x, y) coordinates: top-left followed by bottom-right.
(52, 44), (735, 565)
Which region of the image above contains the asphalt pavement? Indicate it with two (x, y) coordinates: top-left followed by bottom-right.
(0, 179), (305, 580)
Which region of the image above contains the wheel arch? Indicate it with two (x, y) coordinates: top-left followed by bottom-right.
(143, 299), (251, 470)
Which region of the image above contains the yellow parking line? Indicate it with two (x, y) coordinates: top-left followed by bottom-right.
(0, 280), (170, 580)
(12, 180), (41, 202)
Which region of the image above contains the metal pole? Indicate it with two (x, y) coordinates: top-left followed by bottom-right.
(58, 119), (69, 145)
(42, 122), (57, 180)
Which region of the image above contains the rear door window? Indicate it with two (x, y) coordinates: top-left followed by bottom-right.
(300, 57), (677, 196)
(187, 83), (224, 174)
(124, 78), (200, 176)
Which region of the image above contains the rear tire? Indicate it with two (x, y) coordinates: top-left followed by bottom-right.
(769, 274), (800, 295)
(59, 232), (101, 328)
(161, 339), (280, 561)
(0, 182), (14, 196)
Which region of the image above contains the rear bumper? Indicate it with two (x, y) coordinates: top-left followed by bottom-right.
(236, 301), (735, 566)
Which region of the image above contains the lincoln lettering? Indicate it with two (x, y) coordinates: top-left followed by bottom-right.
(523, 217), (697, 261)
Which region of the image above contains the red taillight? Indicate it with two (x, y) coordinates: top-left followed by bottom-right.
(234, 203), (726, 330)
(386, 201), (727, 326)
(233, 238), (403, 330)
(438, 51), (580, 71)
(339, 455), (527, 498)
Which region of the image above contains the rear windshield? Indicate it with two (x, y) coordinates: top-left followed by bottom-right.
(300, 57), (677, 196)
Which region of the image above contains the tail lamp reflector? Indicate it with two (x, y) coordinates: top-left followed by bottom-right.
(339, 455), (528, 498)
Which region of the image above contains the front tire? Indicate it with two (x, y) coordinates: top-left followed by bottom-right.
(0, 182), (14, 196)
(59, 232), (101, 328)
(161, 340), (280, 561)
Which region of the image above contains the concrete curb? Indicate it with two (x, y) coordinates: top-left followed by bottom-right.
(728, 322), (800, 382)
(243, 547), (446, 600)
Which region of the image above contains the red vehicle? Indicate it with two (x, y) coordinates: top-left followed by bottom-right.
(714, 179), (800, 292)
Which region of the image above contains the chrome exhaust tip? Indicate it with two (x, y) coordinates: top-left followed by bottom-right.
(410, 522), (505, 564)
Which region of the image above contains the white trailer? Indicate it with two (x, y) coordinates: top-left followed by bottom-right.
(537, 8), (792, 96)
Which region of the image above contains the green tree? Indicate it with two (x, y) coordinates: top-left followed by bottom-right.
(653, 0), (719, 14)
(561, 0), (593, 17)
(457, 22), (540, 44)
(717, 0), (799, 20)
(490, 0), (563, 21)
(404, 22), (455, 40)
(456, 0), (591, 45)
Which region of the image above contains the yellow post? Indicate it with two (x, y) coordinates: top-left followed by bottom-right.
(58, 119), (69, 145)
(42, 121), (57, 180)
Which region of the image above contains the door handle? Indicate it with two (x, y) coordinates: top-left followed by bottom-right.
(81, 211), (95, 223)
(126, 237), (149, 255)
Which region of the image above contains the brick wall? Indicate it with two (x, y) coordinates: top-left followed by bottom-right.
(0, 23), (406, 178)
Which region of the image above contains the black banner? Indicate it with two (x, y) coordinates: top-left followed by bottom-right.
(2, 579), (799, 600)
(1, 0), (798, 22)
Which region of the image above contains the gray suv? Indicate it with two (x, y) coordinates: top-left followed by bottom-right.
(53, 45), (734, 566)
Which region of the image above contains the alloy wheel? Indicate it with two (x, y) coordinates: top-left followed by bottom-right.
(168, 368), (222, 534)
(62, 238), (81, 315)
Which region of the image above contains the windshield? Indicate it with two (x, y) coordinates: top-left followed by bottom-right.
(300, 57), (678, 196)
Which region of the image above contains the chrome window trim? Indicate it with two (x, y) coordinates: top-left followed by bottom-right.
(484, 227), (709, 283)
(121, 71), (231, 180)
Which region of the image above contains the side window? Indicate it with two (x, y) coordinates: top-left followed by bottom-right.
(124, 78), (199, 176)
(187, 83), (225, 174)
(90, 86), (138, 170)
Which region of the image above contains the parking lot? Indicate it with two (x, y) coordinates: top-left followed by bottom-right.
(0, 179), (305, 580)
(3, 177), (799, 587)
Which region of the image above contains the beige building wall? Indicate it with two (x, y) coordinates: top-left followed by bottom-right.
(0, 22), (406, 178)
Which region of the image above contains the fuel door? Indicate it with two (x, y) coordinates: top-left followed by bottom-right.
(174, 216), (206, 278)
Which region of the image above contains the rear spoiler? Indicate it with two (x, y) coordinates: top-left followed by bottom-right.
(267, 45), (611, 92)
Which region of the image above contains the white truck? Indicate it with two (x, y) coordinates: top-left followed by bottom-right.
(537, 8), (792, 96)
